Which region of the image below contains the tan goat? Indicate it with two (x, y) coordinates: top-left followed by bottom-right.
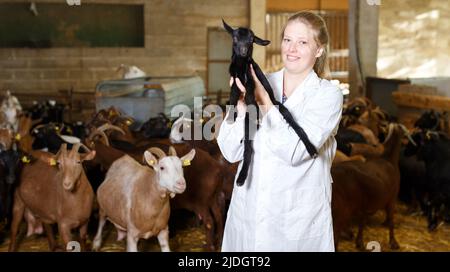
(92, 146), (195, 252)
(8, 143), (96, 251)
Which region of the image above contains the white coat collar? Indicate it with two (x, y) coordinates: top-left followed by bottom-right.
(270, 68), (320, 106)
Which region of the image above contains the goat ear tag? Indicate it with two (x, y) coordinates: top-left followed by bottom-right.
(15, 134), (21, 141)
(49, 158), (57, 166)
(21, 156), (31, 163)
(126, 120), (132, 125)
(182, 160), (191, 167)
(147, 159), (156, 166)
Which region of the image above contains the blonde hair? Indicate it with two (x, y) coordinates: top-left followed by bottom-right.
(281, 11), (331, 79)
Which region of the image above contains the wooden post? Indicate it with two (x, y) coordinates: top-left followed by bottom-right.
(250, 0), (267, 69)
(348, 0), (379, 97)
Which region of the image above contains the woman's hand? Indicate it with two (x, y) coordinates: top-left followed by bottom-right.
(233, 65), (273, 115)
(230, 77), (247, 117)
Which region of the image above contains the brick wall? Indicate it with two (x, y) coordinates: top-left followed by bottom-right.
(0, 0), (248, 119)
(378, 0), (450, 78)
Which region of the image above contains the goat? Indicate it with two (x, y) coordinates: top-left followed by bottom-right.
(109, 136), (226, 250)
(331, 123), (407, 251)
(1, 90), (22, 132)
(8, 143), (96, 251)
(414, 110), (450, 136)
(92, 147), (195, 252)
(403, 129), (450, 230)
(141, 113), (172, 139)
(222, 20), (317, 186)
(117, 64), (146, 79)
(0, 149), (27, 240)
(0, 128), (13, 151)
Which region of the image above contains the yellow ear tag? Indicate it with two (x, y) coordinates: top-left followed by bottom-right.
(199, 118), (204, 124)
(126, 120), (132, 125)
(55, 126), (60, 131)
(49, 158), (57, 166)
(15, 134), (21, 141)
(182, 160), (191, 167)
(148, 159), (155, 165)
(21, 156), (31, 163)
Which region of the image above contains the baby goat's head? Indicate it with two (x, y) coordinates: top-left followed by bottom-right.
(222, 19), (270, 58)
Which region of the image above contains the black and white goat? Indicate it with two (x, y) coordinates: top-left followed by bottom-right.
(222, 20), (317, 186)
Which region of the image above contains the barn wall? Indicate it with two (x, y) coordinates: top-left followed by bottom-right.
(0, 0), (248, 97)
(378, 0), (450, 78)
(348, 0), (379, 97)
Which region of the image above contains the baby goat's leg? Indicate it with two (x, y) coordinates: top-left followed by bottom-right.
(227, 82), (242, 122)
(236, 113), (254, 186)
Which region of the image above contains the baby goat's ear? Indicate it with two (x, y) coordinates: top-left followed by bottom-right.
(222, 19), (234, 35)
(254, 36), (270, 46)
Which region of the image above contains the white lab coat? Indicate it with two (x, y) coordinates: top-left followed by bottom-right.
(217, 69), (343, 252)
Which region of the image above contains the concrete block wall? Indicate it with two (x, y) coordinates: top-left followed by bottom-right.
(0, 0), (249, 101)
(378, 0), (450, 78)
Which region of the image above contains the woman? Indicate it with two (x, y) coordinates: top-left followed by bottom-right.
(217, 11), (343, 251)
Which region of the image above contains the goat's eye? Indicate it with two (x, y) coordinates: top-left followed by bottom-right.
(160, 166), (165, 171)
(77, 161), (81, 164)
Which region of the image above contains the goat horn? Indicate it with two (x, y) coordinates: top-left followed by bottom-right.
(383, 123), (395, 144)
(168, 146), (177, 157)
(98, 131), (110, 146)
(398, 123), (417, 147)
(425, 130), (440, 139)
(71, 143), (81, 154)
(32, 123), (48, 131)
(59, 143), (68, 156)
(79, 143), (92, 153)
(96, 123), (125, 135)
(147, 147), (166, 159)
(87, 130), (110, 147)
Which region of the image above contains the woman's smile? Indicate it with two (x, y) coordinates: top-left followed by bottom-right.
(286, 55), (300, 62)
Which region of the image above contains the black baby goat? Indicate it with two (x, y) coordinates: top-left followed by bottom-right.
(222, 20), (317, 186)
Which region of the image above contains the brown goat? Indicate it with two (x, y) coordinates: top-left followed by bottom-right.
(333, 150), (366, 164)
(331, 123), (403, 251)
(8, 143), (96, 251)
(15, 114), (38, 153)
